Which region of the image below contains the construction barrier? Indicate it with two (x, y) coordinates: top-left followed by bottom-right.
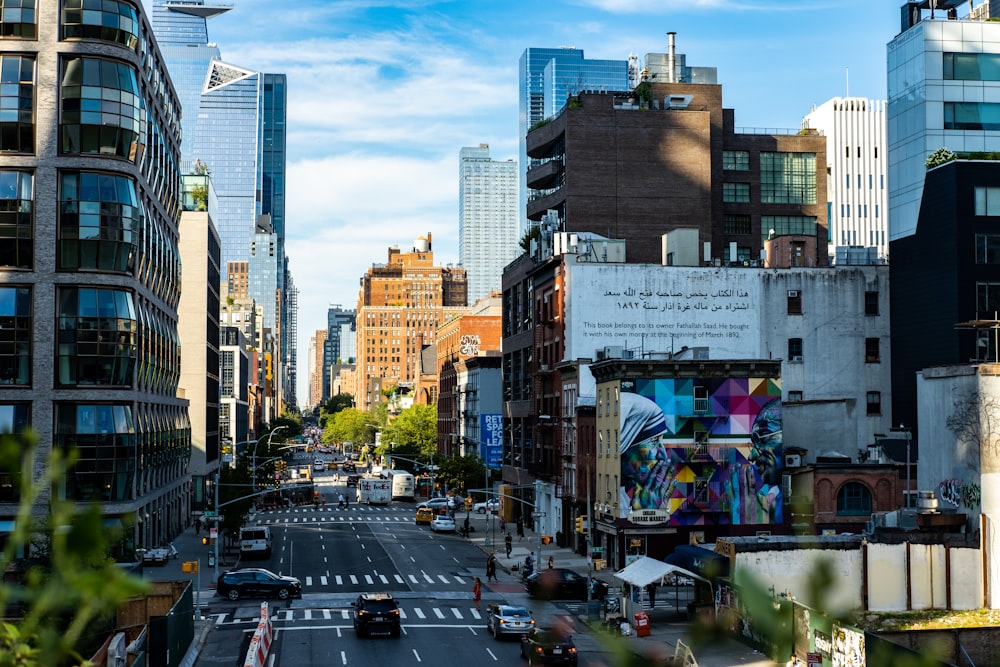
(243, 602), (272, 667)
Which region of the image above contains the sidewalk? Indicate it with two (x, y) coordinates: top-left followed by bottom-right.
(466, 521), (777, 667)
(133, 521), (220, 667)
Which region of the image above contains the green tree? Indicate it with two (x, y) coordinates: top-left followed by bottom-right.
(385, 404), (437, 456)
(325, 408), (377, 448)
(322, 393), (353, 416)
(0, 431), (146, 665)
(437, 455), (485, 496)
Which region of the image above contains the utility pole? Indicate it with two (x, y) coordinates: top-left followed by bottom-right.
(213, 472), (219, 580)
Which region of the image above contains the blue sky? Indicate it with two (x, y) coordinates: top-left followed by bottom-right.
(157, 0), (902, 404)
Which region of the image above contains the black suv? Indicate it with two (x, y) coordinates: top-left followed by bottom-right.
(352, 593), (401, 638)
(216, 568), (302, 601)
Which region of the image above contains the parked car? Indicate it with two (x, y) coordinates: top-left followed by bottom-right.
(415, 507), (435, 525)
(474, 498), (500, 514)
(486, 603), (535, 639)
(429, 515), (456, 532)
(313, 459), (324, 472)
(216, 568), (302, 601)
(352, 593), (400, 638)
(525, 568), (589, 601)
(519, 627), (578, 665)
(346, 474), (361, 487)
(416, 497), (460, 512)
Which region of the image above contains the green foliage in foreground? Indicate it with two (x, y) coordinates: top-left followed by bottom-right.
(0, 431), (147, 666)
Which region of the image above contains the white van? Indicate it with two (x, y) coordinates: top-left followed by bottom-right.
(239, 526), (272, 559)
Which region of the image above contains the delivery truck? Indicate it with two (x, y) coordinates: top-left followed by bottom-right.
(356, 477), (391, 505)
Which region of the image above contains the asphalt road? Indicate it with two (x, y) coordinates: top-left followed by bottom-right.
(194, 470), (617, 666)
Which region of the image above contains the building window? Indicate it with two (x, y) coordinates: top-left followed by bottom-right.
(787, 290), (802, 315)
(60, 57), (144, 160)
(0, 0), (35, 38)
(788, 338), (803, 361)
(0, 55), (34, 153)
(0, 402), (28, 501)
(976, 234), (1000, 263)
(722, 150), (749, 171)
(760, 152), (817, 204)
(865, 337), (880, 363)
(945, 102), (1000, 131)
(61, 0), (140, 50)
(0, 286), (29, 385)
(0, 170), (31, 269)
(760, 216), (817, 244)
(976, 187), (1000, 217)
(944, 52), (1000, 81)
(54, 403), (135, 502)
(787, 390), (803, 401)
(864, 291), (879, 316)
(866, 391), (881, 415)
(977, 282), (1000, 317)
(723, 182), (750, 203)
(724, 214), (751, 235)
(56, 287), (137, 386)
(58, 171), (140, 272)
(836, 482), (872, 516)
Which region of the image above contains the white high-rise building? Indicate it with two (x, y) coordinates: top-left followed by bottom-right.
(803, 97), (888, 262)
(459, 145), (519, 304)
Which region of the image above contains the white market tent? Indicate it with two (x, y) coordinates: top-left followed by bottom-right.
(612, 555), (710, 589)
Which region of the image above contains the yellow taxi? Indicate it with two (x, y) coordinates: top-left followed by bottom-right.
(415, 507), (435, 525)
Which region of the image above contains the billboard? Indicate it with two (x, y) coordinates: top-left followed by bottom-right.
(565, 264), (762, 360)
(619, 376), (783, 525)
(480, 414), (503, 469)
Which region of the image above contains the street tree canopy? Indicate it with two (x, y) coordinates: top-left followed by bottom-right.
(384, 404), (436, 456)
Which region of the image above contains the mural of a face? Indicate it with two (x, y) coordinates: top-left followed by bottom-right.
(619, 393), (671, 511)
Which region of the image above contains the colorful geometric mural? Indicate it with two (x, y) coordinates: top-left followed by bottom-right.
(619, 377), (783, 526)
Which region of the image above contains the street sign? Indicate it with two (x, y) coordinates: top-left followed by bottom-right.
(532, 512), (546, 519)
(209, 527), (218, 540)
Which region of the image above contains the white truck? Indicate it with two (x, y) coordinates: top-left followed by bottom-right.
(356, 477), (391, 505)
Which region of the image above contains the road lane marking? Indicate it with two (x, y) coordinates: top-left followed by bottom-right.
(433, 608), (445, 619)
(349, 575), (358, 584)
(408, 574), (419, 583)
(305, 577), (313, 586)
(450, 608), (462, 619)
(398, 608), (407, 619)
(304, 609), (313, 620)
(485, 648), (499, 661)
(379, 575), (389, 584)
(414, 608), (425, 619)
(470, 609), (481, 620)
(364, 575), (373, 584)
(422, 573), (434, 583)
(320, 576), (328, 585)
(412, 649), (422, 662)
(394, 575), (404, 584)
(454, 576), (466, 585)
(335, 576), (343, 585)
(437, 575), (449, 584)
(340, 650), (346, 665)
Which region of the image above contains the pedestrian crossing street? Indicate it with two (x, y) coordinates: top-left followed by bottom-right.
(296, 571), (470, 588)
(210, 604), (485, 626)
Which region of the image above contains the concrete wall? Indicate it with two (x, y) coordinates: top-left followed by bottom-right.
(735, 547), (863, 615)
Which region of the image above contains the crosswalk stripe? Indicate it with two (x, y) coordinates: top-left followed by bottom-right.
(408, 574), (419, 584)
(305, 577), (313, 586)
(363, 575), (373, 585)
(394, 574), (404, 584)
(451, 608), (463, 619)
(335, 575), (343, 585)
(414, 608), (425, 619)
(470, 609), (481, 620)
(433, 608), (445, 619)
(454, 576), (466, 585)
(437, 575), (449, 584)
(321, 576), (328, 585)
(379, 575), (389, 584)
(423, 573), (434, 583)
(304, 609), (313, 620)
(398, 609), (407, 619)
(350, 575), (358, 585)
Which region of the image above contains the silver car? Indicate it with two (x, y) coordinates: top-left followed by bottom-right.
(486, 603), (535, 639)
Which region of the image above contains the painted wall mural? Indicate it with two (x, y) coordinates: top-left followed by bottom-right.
(619, 376), (783, 525)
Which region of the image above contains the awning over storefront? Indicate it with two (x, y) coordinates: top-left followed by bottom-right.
(613, 555), (710, 588)
(665, 544), (730, 580)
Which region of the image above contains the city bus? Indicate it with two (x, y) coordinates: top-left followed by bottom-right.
(387, 470), (415, 501)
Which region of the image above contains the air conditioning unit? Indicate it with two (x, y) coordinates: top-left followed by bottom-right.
(784, 454), (802, 468)
(790, 355), (803, 362)
(787, 290), (799, 298)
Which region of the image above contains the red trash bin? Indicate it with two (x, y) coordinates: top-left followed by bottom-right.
(634, 610), (650, 637)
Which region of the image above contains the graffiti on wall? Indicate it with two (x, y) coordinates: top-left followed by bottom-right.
(619, 376), (783, 526)
(938, 478), (981, 510)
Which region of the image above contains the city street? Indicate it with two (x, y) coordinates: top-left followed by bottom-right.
(195, 470), (622, 665)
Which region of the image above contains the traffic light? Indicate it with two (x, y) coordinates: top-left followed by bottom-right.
(201, 536), (208, 545)
(575, 516), (588, 534)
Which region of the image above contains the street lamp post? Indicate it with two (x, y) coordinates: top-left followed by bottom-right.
(252, 426), (288, 494)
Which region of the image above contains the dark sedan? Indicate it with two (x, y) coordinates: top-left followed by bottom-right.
(216, 567), (302, 601)
(520, 628), (578, 666)
(524, 568), (588, 601)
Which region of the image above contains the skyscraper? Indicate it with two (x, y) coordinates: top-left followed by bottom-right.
(518, 48), (630, 233)
(803, 97), (888, 262)
(152, 0), (294, 415)
(459, 144), (518, 304)
(324, 306), (356, 403)
(888, 1), (1000, 430)
(6, 1), (190, 553)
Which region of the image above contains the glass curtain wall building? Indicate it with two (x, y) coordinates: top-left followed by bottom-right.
(459, 144), (518, 304)
(0, 0), (192, 556)
(518, 48), (629, 234)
